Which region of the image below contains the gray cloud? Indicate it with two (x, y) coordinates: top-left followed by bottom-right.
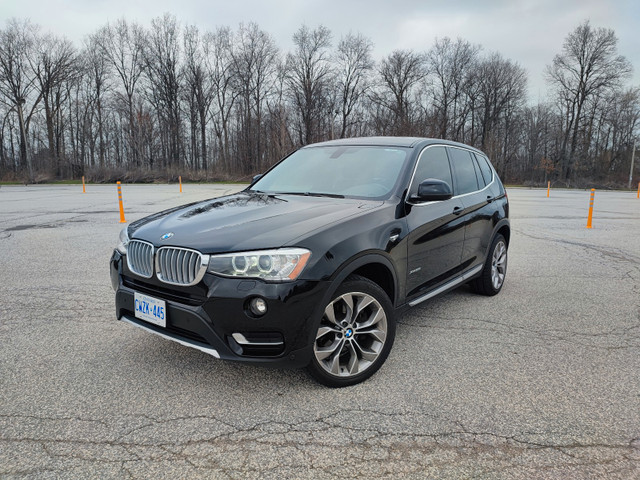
(1, 0), (637, 100)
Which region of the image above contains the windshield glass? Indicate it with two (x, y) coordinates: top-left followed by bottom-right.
(250, 146), (409, 199)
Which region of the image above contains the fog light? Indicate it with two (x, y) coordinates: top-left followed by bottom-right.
(249, 297), (268, 316)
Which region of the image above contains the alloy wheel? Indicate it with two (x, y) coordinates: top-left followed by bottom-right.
(313, 292), (387, 378)
(491, 240), (507, 290)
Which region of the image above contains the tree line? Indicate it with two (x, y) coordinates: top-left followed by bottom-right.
(0, 15), (637, 186)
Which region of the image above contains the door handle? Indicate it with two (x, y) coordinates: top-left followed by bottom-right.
(486, 195), (494, 203)
(453, 206), (463, 215)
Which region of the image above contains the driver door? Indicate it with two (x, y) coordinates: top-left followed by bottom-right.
(405, 146), (465, 297)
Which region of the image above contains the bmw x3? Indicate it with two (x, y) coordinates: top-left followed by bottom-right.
(111, 137), (510, 387)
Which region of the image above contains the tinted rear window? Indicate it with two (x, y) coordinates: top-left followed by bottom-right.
(474, 153), (493, 185)
(448, 147), (479, 195)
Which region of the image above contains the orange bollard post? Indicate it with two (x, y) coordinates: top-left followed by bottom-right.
(117, 181), (126, 223)
(546, 180), (550, 198)
(179, 175), (182, 193)
(82, 176), (86, 193)
(637, 182), (639, 199)
(586, 188), (595, 229)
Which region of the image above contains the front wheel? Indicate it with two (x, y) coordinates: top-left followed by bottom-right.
(307, 275), (396, 387)
(471, 234), (508, 296)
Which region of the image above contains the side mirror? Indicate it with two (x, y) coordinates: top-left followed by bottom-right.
(410, 178), (453, 202)
(251, 174), (263, 185)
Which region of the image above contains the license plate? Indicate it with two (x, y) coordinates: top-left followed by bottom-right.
(134, 292), (167, 328)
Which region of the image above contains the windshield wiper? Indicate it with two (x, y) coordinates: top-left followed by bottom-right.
(276, 191), (345, 198)
(303, 192), (345, 198)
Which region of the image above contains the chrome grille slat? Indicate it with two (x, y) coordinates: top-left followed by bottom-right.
(171, 249), (178, 283)
(156, 246), (208, 287)
(126, 240), (154, 279)
(182, 251), (189, 284)
(177, 250), (185, 284)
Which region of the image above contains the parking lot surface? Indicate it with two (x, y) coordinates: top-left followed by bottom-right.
(1, 184), (639, 479)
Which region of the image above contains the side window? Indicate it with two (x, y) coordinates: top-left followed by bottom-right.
(474, 156), (487, 189)
(448, 147), (479, 195)
(474, 153), (493, 186)
(409, 146), (453, 197)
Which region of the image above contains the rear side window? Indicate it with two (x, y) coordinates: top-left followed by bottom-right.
(448, 147), (479, 195)
(409, 146), (453, 197)
(474, 153), (493, 185)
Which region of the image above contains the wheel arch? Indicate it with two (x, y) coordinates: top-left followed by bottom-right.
(328, 252), (398, 307)
(495, 220), (510, 247)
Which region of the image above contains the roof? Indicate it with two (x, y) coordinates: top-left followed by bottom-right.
(305, 136), (486, 155)
(307, 136), (424, 148)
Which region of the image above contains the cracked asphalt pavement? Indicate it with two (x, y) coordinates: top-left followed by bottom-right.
(1, 185), (639, 479)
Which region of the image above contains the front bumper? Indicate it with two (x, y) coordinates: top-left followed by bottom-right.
(111, 250), (330, 368)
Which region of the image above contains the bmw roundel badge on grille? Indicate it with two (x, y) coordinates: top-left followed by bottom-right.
(161, 232), (174, 240)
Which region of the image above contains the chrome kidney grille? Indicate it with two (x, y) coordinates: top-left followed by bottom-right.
(156, 247), (209, 286)
(126, 240), (154, 278)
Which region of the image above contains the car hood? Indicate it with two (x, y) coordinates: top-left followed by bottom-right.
(130, 191), (383, 253)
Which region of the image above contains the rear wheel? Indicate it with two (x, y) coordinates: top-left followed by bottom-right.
(471, 234), (507, 296)
(307, 275), (395, 387)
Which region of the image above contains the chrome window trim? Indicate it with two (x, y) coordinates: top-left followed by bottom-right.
(406, 144), (496, 207)
(126, 239), (155, 279)
(155, 246), (210, 287)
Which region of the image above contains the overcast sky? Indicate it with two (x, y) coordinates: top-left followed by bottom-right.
(2, 0), (639, 100)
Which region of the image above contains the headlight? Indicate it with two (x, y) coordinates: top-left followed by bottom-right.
(116, 227), (130, 254)
(207, 248), (311, 281)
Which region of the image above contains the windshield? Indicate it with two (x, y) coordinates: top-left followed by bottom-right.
(250, 145), (409, 199)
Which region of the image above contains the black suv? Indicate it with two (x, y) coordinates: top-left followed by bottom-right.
(111, 137), (509, 387)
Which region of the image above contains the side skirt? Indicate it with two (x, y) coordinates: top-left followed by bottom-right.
(407, 264), (483, 307)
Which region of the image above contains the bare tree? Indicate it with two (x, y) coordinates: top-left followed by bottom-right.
(30, 33), (76, 176)
(143, 14), (183, 168)
(476, 53), (527, 149)
(182, 25), (216, 170)
(427, 37), (480, 140)
(334, 32), (374, 138)
(285, 25), (334, 145)
(0, 19), (40, 177)
(231, 23), (279, 173)
(95, 18), (145, 166)
(374, 50), (426, 135)
(205, 27), (238, 172)
(83, 33), (112, 168)
(546, 21), (631, 181)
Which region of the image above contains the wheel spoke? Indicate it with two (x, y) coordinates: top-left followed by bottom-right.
(316, 325), (340, 339)
(315, 337), (344, 361)
(355, 306), (384, 330)
(328, 348), (342, 375)
(351, 337), (379, 362)
(323, 303), (339, 326)
(356, 327), (386, 343)
(340, 294), (355, 323)
(354, 295), (374, 319)
(346, 342), (359, 374)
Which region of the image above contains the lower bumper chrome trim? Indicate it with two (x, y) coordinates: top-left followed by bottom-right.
(232, 332), (284, 346)
(120, 315), (220, 359)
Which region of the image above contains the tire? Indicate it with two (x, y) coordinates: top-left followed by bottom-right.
(307, 275), (396, 387)
(471, 234), (508, 296)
